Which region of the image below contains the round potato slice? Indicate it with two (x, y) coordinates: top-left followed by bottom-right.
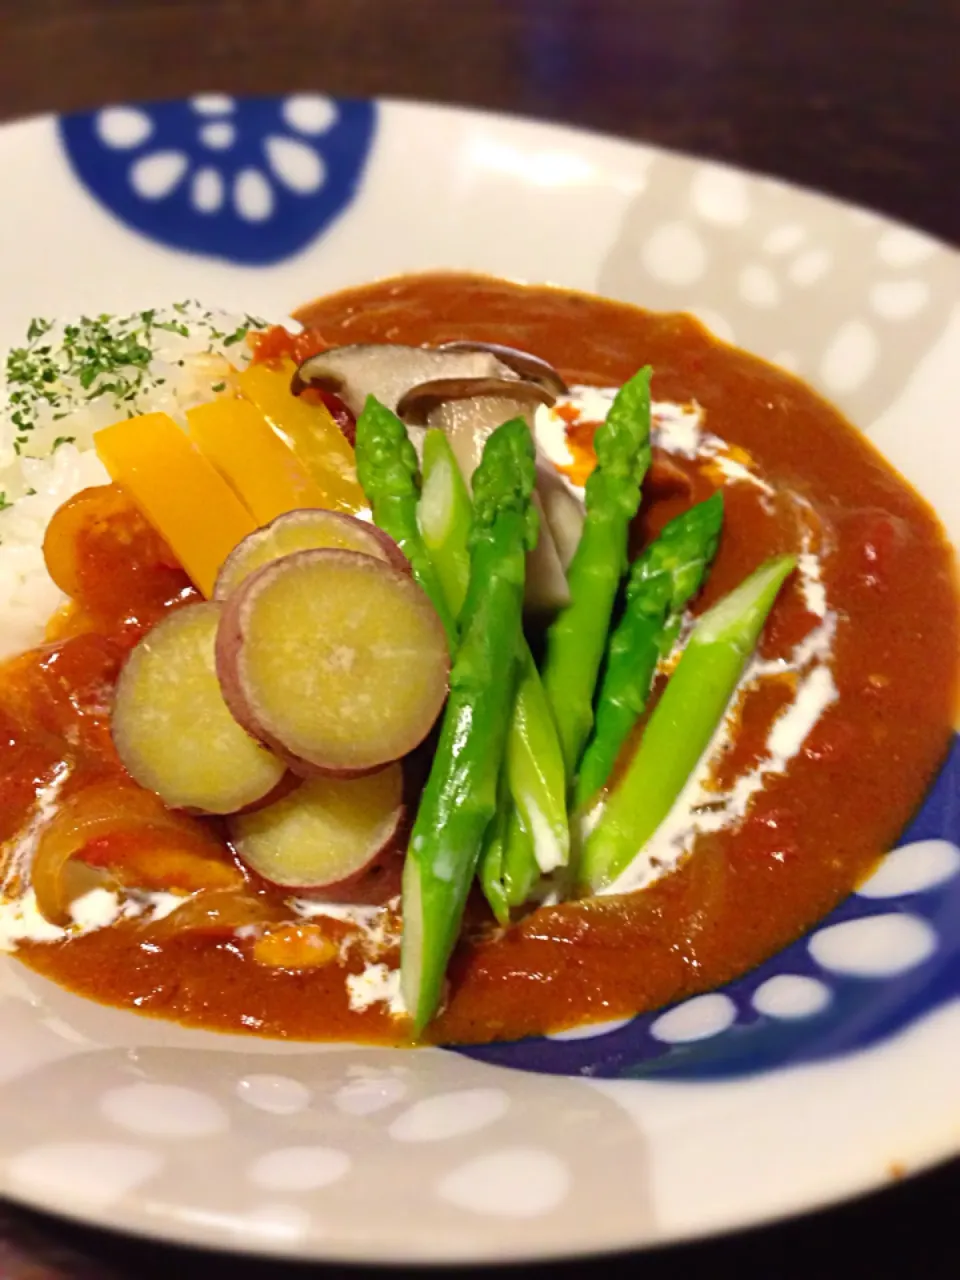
(229, 764), (404, 903)
(216, 549), (450, 776)
(214, 508), (407, 601)
(113, 603), (286, 814)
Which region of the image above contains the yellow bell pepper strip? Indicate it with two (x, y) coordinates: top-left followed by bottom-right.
(93, 412), (257, 597)
(186, 397), (328, 525)
(237, 360), (366, 514)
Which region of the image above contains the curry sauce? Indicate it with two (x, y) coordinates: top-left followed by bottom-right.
(4, 274), (958, 1045)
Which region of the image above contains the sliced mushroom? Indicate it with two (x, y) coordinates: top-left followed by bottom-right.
(405, 381), (573, 612)
(295, 345), (520, 417)
(535, 461), (586, 571)
(526, 490), (572, 612)
(436, 341), (568, 398)
(397, 378), (554, 478)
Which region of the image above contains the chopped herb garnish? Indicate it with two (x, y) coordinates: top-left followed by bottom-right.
(52, 436), (76, 450)
(4, 303), (268, 438)
(211, 381), (226, 393)
(0, 492), (10, 511)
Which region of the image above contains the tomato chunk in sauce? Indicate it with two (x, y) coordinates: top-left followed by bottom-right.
(3, 273), (958, 1046)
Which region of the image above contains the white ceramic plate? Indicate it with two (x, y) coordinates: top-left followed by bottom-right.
(0, 94), (958, 1265)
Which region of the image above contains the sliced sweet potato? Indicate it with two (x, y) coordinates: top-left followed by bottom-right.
(113, 603), (287, 814)
(229, 764), (404, 903)
(214, 508), (408, 601)
(216, 549), (449, 776)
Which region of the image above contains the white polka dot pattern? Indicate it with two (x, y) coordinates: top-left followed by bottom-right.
(234, 168), (274, 221)
(547, 1016), (634, 1041)
(333, 1074), (408, 1116)
(265, 135), (326, 194)
(870, 279), (931, 320)
(199, 121), (235, 151)
(739, 263), (781, 307)
(97, 107), (152, 149)
(763, 223), (806, 255)
(247, 1146), (350, 1192)
(857, 840), (960, 899)
(690, 166), (750, 226)
(191, 94), (234, 115)
(437, 1148), (571, 1217)
(389, 1088), (509, 1142)
(130, 151), (188, 200)
(752, 974), (832, 1019)
(100, 1083), (229, 1139)
(820, 319), (878, 393)
(641, 222), (707, 286)
(191, 167), (223, 213)
(236, 1074), (312, 1116)
(876, 225), (937, 267)
(283, 95), (338, 135)
(809, 914), (937, 977)
(789, 247), (833, 286)
(650, 993), (737, 1044)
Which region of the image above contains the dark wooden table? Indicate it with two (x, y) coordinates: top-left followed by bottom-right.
(0, 0), (957, 1275)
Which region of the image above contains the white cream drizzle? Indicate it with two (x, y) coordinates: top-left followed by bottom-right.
(603, 555), (838, 896)
(0, 771), (197, 950)
(534, 388), (774, 498)
(345, 963), (406, 1015)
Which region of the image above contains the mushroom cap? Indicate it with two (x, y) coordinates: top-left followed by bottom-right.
(294, 344), (521, 416)
(397, 376), (555, 425)
(437, 340), (568, 397)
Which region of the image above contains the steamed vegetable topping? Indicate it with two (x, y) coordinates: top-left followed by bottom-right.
(94, 411), (257, 596)
(400, 416), (538, 1030)
(237, 361), (366, 513)
(418, 428), (472, 617)
(186, 397), (328, 524)
(216, 548), (449, 777)
(355, 396), (459, 646)
(214, 507), (407, 600)
(582, 553), (797, 891)
(26, 317), (810, 1041)
(416, 428), (568, 921)
(113, 603), (287, 814)
(575, 490), (725, 809)
(228, 765), (405, 903)
(542, 366), (653, 776)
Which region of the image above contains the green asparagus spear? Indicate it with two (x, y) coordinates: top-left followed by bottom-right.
(501, 807), (540, 908)
(575, 491), (725, 808)
(581, 553), (796, 892)
(401, 418), (538, 1032)
(541, 366), (653, 777)
(479, 762), (512, 927)
(502, 647), (568, 884)
(418, 429), (472, 618)
(416, 428), (569, 916)
(354, 396), (458, 646)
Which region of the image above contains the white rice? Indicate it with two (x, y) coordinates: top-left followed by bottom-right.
(0, 302), (269, 660)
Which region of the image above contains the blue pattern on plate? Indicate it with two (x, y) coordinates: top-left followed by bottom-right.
(58, 95), (377, 265)
(456, 734), (960, 1079)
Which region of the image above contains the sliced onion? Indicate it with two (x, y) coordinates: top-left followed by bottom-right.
(143, 889), (287, 939)
(32, 779), (223, 927)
